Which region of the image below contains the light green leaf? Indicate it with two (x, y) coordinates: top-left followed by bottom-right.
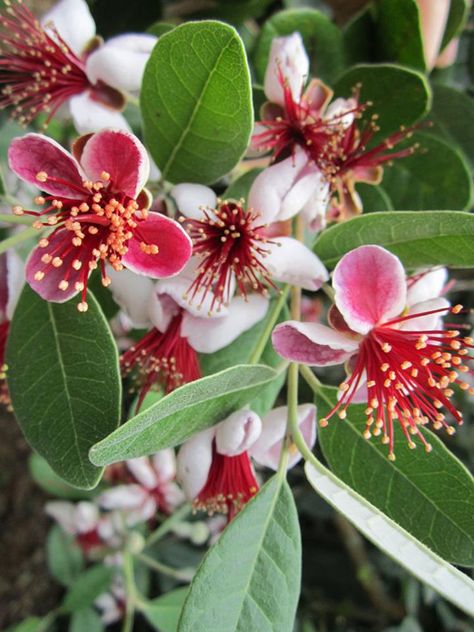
(29, 453), (97, 500)
(381, 132), (473, 210)
(305, 460), (474, 617)
(141, 588), (188, 632)
(313, 211), (474, 270)
(141, 21), (253, 184)
(90, 364), (278, 466)
(69, 607), (104, 632)
(62, 565), (114, 613)
(7, 286), (121, 489)
(178, 475), (301, 631)
(317, 388), (474, 566)
(374, 0), (425, 70)
(254, 8), (344, 84)
(47, 525), (84, 586)
(7, 618), (43, 632)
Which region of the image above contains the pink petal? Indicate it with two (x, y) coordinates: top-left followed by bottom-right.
(122, 212), (192, 279)
(8, 134), (85, 198)
(264, 237), (328, 290)
(176, 429), (215, 500)
(215, 410), (262, 456)
(272, 321), (358, 366)
(333, 245), (407, 335)
(80, 129), (149, 198)
(417, 0), (451, 70)
(264, 33), (309, 106)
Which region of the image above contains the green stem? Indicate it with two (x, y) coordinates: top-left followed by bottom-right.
(145, 502), (191, 548)
(136, 552), (194, 582)
(0, 226), (39, 254)
(299, 364), (333, 408)
(321, 282), (335, 301)
(0, 213), (36, 225)
(125, 92), (140, 107)
(122, 551), (136, 632)
(248, 284), (290, 364)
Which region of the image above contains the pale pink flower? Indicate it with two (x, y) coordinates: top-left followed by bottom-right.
(272, 245), (472, 459)
(8, 129), (192, 311)
(417, 0), (451, 70)
(95, 574), (126, 625)
(264, 32), (309, 107)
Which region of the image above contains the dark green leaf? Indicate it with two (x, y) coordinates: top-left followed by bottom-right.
(29, 453), (97, 500)
(146, 22), (175, 37)
(313, 211), (474, 269)
(62, 565), (114, 613)
(6, 618), (43, 632)
(441, 0), (469, 50)
(141, 588), (188, 632)
(381, 132), (472, 210)
(356, 182), (393, 212)
(191, 0), (274, 24)
(318, 388), (474, 566)
(224, 168), (262, 201)
(254, 8), (344, 84)
(90, 0), (162, 38)
(90, 364), (278, 465)
(47, 525), (84, 586)
(178, 476), (301, 631)
(343, 6), (376, 66)
(70, 607), (104, 632)
(7, 286), (121, 489)
(141, 21), (253, 184)
(374, 0), (425, 70)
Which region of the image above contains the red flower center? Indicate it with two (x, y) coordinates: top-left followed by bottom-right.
(181, 200), (276, 311)
(321, 304), (473, 460)
(194, 443), (259, 521)
(76, 528), (103, 554)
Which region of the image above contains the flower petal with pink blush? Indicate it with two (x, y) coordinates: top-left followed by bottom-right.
(126, 457), (158, 490)
(41, 0), (96, 57)
(272, 321), (358, 365)
(400, 297), (450, 332)
(45, 501), (77, 535)
(69, 92), (131, 135)
(407, 267), (447, 306)
(171, 183), (217, 220)
(151, 449), (177, 484)
(417, 0), (451, 70)
(76, 501), (100, 533)
(176, 429), (215, 500)
(122, 212), (192, 279)
(215, 410), (262, 456)
(108, 268), (154, 328)
(324, 97), (357, 128)
(264, 33), (309, 106)
(8, 134), (85, 198)
(333, 245), (407, 335)
(182, 294), (269, 354)
(148, 290), (181, 333)
(250, 404), (316, 470)
(86, 34), (157, 93)
(264, 237), (329, 290)
(80, 129), (149, 198)
(99, 484), (148, 511)
(436, 37), (459, 68)
(5, 250), (24, 320)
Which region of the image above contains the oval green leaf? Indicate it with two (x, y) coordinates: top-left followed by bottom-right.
(374, 0), (425, 70)
(141, 21), (253, 184)
(6, 286), (121, 489)
(313, 211), (474, 270)
(62, 565), (114, 613)
(317, 389), (474, 566)
(47, 525), (84, 586)
(141, 588), (188, 632)
(178, 475), (301, 631)
(90, 364), (278, 466)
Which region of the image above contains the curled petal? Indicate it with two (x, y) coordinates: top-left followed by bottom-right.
(86, 34), (157, 93)
(272, 321), (358, 366)
(182, 294), (269, 354)
(126, 457), (158, 489)
(80, 129), (149, 198)
(171, 183), (217, 220)
(215, 410), (262, 456)
(8, 134), (85, 198)
(176, 429), (214, 500)
(42, 0), (96, 56)
(264, 33), (309, 106)
(122, 212), (192, 279)
(99, 484), (148, 511)
(407, 267), (447, 306)
(401, 297), (450, 332)
(148, 290), (181, 332)
(69, 92), (131, 135)
(333, 245), (407, 335)
(151, 449), (177, 484)
(108, 268), (154, 328)
(264, 237), (328, 290)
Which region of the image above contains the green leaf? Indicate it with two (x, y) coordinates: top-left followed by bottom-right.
(317, 388), (474, 566)
(141, 21), (253, 184)
(374, 0), (425, 70)
(6, 286), (121, 489)
(141, 588), (188, 632)
(305, 460), (474, 617)
(343, 6), (376, 66)
(62, 565), (114, 613)
(428, 83), (474, 169)
(254, 8), (344, 84)
(440, 0), (469, 51)
(29, 453), (97, 500)
(146, 21), (175, 37)
(47, 525), (84, 586)
(381, 132), (473, 210)
(333, 64), (431, 141)
(7, 618), (43, 632)
(313, 211), (474, 270)
(69, 607), (104, 632)
(178, 475), (301, 631)
(90, 364), (278, 466)
(356, 182), (393, 212)
(224, 168), (262, 201)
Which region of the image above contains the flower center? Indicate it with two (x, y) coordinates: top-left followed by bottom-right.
(194, 443), (259, 521)
(180, 200), (275, 311)
(76, 528), (103, 554)
(120, 311), (201, 410)
(320, 304), (473, 460)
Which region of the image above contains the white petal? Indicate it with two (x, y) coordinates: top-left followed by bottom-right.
(264, 33), (309, 106)
(176, 429), (214, 500)
(41, 0), (96, 56)
(151, 449), (177, 484)
(215, 410), (262, 456)
(126, 457), (158, 489)
(171, 183), (217, 220)
(265, 237), (329, 290)
(5, 250), (24, 320)
(300, 176), (330, 233)
(86, 34), (157, 93)
(69, 92), (131, 134)
(147, 289), (180, 332)
(75, 501), (100, 533)
(45, 501), (77, 534)
(407, 268), (447, 306)
(99, 484), (148, 510)
(108, 267), (154, 328)
(125, 497), (157, 526)
(324, 97), (357, 128)
(181, 294), (269, 353)
(401, 297), (450, 332)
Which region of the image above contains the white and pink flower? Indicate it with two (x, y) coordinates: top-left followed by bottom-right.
(8, 129), (192, 311)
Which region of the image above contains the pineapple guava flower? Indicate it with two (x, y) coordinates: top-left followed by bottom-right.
(8, 129), (192, 311)
(417, 0), (451, 70)
(272, 245), (473, 460)
(0, 0), (156, 132)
